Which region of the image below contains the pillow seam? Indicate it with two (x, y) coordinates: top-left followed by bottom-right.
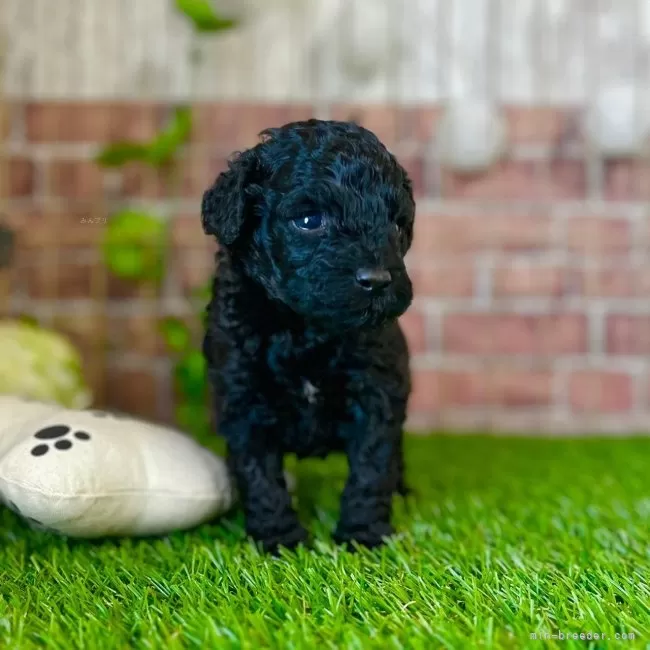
(0, 476), (227, 500)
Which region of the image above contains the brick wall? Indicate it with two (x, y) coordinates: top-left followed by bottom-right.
(2, 101), (650, 435)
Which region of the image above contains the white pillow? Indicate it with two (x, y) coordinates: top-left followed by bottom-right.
(0, 396), (239, 537)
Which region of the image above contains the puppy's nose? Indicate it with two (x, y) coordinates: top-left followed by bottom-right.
(355, 268), (392, 292)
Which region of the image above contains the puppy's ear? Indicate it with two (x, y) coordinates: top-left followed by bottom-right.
(201, 149), (259, 246)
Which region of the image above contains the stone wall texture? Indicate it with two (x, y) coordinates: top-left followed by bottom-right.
(1, 0), (649, 435)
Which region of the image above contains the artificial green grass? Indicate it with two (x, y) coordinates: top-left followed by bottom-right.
(1, 435), (649, 650)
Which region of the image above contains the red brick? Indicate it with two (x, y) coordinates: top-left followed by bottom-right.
(26, 103), (109, 141)
(192, 103), (312, 151)
(485, 368), (554, 407)
(456, 368), (553, 407)
(47, 160), (105, 199)
(104, 366), (159, 420)
(566, 217), (631, 255)
(4, 156), (36, 197)
(121, 164), (167, 199)
(410, 215), (484, 254)
(398, 309), (428, 354)
(503, 107), (577, 146)
(25, 102), (165, 142)
(15, 209), (107, 249)
(0, 104), (12, 142)
(331, 105), (399, 149)
(106, 275), (149, 300)
(409, 261), (474, 297)
(409, 367), (553, 412)
(192, 103), (242, 148)
(398, 106), (443, 144)
(114, 103), (167, 141)
(285, 105), (316, 123)
(409, 370), (442, 412)
(548, 159), (588, 199)
(489, 214), (556, 252)
(442, 160), (586, 201)
(106, 312), (171, 357)
(569, 371), (634, 413)
(171, 214), (210, 252)
(442, 313), (587, 355)
(23, 257), (101, 299)
(175, 251), (214, 295)
(411, 213), (554, 256)
(440, 369), (552, 408)
(582, 266), (650, 298)
(603, 159), (650, 201)
(182, 153), (228, 198)
(0, 211), (22, 236)
(435, 371), (482, 408)
(52, 313), (98, 349)
(606, 316), (650, 355)
(493, 264), (580, 298)
(400, 154), (425, 197)
(51, 313), (105, 387)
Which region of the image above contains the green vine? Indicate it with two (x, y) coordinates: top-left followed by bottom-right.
(95, 107), (193, 169)
(101, 210), (166, 282)
(174, 0), (237, 32)
(96, 1), (237, 438)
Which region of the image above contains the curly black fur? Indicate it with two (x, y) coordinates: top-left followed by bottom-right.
(201, 119), (416, 553)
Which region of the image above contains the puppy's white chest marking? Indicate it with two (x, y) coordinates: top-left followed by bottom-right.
(302, 379), (319, 404)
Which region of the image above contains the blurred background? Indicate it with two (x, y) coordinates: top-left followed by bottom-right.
(0, 0), (649, 437)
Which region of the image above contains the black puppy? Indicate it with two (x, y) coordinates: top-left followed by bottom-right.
(201, 119), (415, 553)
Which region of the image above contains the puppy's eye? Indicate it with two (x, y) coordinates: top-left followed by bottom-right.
(293, 215), (324, 232)
(394, 222), (402, 236)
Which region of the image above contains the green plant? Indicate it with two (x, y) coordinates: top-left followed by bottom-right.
(174, 0), (237, 32)
(0, 320), (92, 408)
(102, 211), (166, 282)
(95, 107), (193, 169)
(96, 1), (237, 437)
(159, 316), (211, 436)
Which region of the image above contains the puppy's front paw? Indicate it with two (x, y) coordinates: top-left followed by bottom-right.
(333, 521), (394, 550)
(256, 525), (309, 556)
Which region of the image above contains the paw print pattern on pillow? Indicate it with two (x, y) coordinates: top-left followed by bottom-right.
(30, 425), (92, 457)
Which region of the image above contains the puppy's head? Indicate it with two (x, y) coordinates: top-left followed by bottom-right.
(202, 119), (415, 331)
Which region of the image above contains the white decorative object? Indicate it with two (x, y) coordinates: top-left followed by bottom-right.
(0, 396), (293, 538)
(337, 0), (401, 85)
(437, 98), (508, 173)
(585, 82), (650, 157)
(0, 321), (92, 410)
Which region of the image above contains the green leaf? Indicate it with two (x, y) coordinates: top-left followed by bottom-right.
(146, 106), (193, 166)
(173, 350), (208, 402)
(159, 317), (192, 354)
(174, 403), (211, 438)
(95, 108), (192, 169)
(16, 314), (40, 328)
(95, 142), (149, 167)
(191, 279), (213, 303)
(102, 211), (166, 282)
(175, 0), (237, 32)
